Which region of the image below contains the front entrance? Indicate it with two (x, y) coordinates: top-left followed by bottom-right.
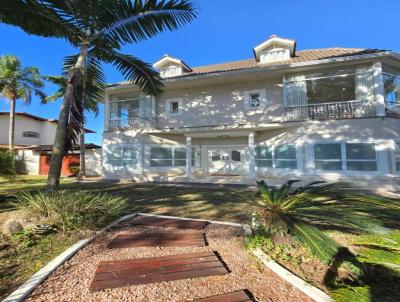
(208, 148), (245, 176)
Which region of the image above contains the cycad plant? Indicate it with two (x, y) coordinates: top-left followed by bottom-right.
(255, 180), (400, 264)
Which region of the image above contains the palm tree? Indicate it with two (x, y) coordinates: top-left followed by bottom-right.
(0, 55), (46, 156)
(45, 55), (106, 178)
(255, 180), (400, 264)
(0, 0), (197, 189)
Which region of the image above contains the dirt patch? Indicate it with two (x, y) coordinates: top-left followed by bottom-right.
(26, 219), (313, 302)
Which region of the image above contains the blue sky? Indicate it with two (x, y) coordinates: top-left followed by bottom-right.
(0, 0), (399, 145)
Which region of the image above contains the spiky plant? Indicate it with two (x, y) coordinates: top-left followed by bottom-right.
(255, 180), (400, 264)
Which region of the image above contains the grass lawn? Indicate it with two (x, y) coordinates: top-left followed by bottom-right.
(0, 176), (257, 299)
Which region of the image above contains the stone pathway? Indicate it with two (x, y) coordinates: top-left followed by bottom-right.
(27, 215), (312, 302)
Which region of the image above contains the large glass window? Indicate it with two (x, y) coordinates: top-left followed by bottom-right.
(107, 145), (138, 169)
(306, 75), (356, 104)
(383, 73), (400, 103)
(110, 98), (140, 120)
(394, 142), (400, 172)
(255, 146), (273, 167)
(346, 143), (377, 171)
(150, 147), (195, 168)
(312, 142), (377, 172)
(255, 145), (297, 169)
(285, 66), (375, 108)
(314, 143), (342, 170)
(110, 96), (155, 130)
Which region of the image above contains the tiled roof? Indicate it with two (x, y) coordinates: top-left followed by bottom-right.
(0, 143), (101, 151)
(24, 143), (101, 151)
(111, 48), (387, 87)
(184, 48), (384, 76)
(0, 112), (96, 133)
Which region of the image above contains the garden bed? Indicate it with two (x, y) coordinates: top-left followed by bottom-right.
(25, 217), (313, 302)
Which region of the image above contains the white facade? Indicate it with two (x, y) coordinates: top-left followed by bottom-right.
(0, 113), (102, 176)
(0, 114), (57, 146)
(102, 36), (400, 190)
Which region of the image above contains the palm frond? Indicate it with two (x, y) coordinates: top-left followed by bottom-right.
(95, 48), (163, 95)
(289, 220), (339, 264)
(0, 0), (83, 45)
(46, 55), (105, 115)
(93, 0), (197, 46)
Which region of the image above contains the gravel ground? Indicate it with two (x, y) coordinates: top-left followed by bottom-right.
(27, 218), (313, 302)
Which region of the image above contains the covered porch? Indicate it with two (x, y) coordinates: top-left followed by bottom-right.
(144, 123), (296, 183)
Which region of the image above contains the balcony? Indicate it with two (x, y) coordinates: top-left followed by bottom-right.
(283, 100), (376, 121)
(110, 117), (158, 131)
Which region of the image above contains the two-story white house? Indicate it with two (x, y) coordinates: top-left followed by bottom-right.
(102, 35), (400, 190)
(0, 112), (101, 176)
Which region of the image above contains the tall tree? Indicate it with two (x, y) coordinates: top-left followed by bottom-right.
(0, 55), (46, 156)
(0, 0), (197, 189)
(45, 56), (106, 178)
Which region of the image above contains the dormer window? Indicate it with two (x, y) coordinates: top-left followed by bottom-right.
(253, 35), (296, 63)
(153, 55), (192, 78)
(160, 65), (182, 77)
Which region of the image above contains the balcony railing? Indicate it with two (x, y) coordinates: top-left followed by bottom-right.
(385, 101), (400, 118)
(110, 117), (158, 131)
(283, 100), (376, 121)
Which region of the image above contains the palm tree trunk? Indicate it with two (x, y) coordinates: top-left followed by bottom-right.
(8, 97), (16, 161)
(77, 127), (85, 179)
(46, 46), (87, 190)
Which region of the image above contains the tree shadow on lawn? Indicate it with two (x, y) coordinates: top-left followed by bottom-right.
(324, 247), (400, 302)
(87, 183), (257, 223)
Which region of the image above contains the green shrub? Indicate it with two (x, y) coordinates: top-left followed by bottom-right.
(0, 150), (16, 178)
(13, 190), (127, 232)
(68, 163), (79, 176)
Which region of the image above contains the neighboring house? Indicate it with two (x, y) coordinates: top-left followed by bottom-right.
(102, 35), (400, 190)
(0, 112), (102, 176)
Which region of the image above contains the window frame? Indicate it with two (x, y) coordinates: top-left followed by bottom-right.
(392, 140), (400, 174)
(149, 146), (195, 169)
(160, 65), (182, 78)
(255, 144), (299, 170)
(283, 66), (375, 106)
(382, 72), (400, 104)
(105, 144), (140, 171)
(309, 141), (379, 173)
(22, 131), (40, 138)
(244, 90), (267, 111)
(166, 98), (183, 115)
(313, 143), (343, 171)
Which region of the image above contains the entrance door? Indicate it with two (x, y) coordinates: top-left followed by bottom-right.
(208, 148), (244, 176)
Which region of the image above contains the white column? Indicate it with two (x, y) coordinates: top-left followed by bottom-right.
(248, 132), (256, 178)
(104, 93), (111, 131)
(186, 136), (192, 179)
(373, 61), (386, 117)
